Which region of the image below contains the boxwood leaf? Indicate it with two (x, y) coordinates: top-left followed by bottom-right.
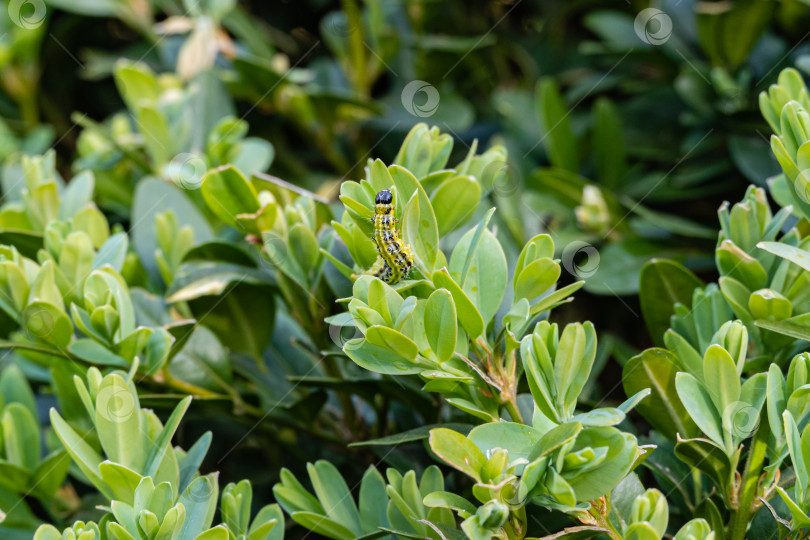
(639, 260), (703, 348)
(201, 165), (261, 230)
(702, 345), (741, 431)
(307, 460), (363, 536)
(674, 436), (733, 494)
(424, 289), (457, 364)
(343, 337), (422, 376)
(401, 187), (439, 272)
(431, 176), (481, 236)
(95, 374), (143, 471)
(675, 372), (724, 448)
(2, 403), (39, 471)
(449, 226), (507, 327)
(429, 427), (485, 481)
(358, 467), (388, 535)
(99, 461), (143, 505)
(290, 511), (355, 540)
(49, 408), (110, 498)
(624, 349), (700, 442)
(431, 268), (484, 338)
(469, 422), (543, 463)
(177, 474), (219, 540)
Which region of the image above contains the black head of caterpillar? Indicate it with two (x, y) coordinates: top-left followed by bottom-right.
(364, 189), (414, 284)
(375, 189), (393, 205)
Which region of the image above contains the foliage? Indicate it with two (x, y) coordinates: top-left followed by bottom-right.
(4, 1), (810, 540)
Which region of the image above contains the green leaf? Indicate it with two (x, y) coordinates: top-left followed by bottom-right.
(249, 504), (283, 540)
(530, 280), (585, 317)
(702, 345), (741, 446)
(177, 474), (219, 540)
(365, 326), (418, 363)
(169, 326), (232, 393)
(564, 427), (637, 501)
(113, 61), (161, 110)
(571, 408), (625, 427)
(624, 349), (700, 441)
(49, 408), (110, 498)
(307, 460), (363, 536)
(274, 468), (326, 516)
(533, 422), (583, 459)
(423, 491), (476, 517)
(431, 176), (481, 236)
(59, 170), (94, 220)
(696, 0), (773, 70)
(31, 450), (70, 500)
(343, 338), (422, 376)
(358, 467), (388, 535)
(432, 268), (484, 338)
(535, 78), (578, 171)
(758, 241), (810, 273)
(639, 260), (703, 348)
(94, 233), (129, 272)
(755, 317), (810, 341)
(201, 165), (261, 229)
(784, 411), (808, 497)
(0, 462), (32, 494)
(448, 228), (507, 327)
(289, 511), (355, 540)
(68, 339), (129, 367)
(400, 186), (439, 273)
(233, 138), (274, 175)
(674, 436), (733, 494)
(0, 364), (36, 419)
(514, 234), (555, 283)
(132, 178), (214, 285)
(136, 106), (173, 166)
(21, 301), (73, 348)
(428, 427), (485, 481)
(99, 461), (143, 504)
(28, 260), (64, 311)
(776, 486), (810, 528)
(288, 224), (320, 282)
(624, 523), (661, 540)
(349, 423), (473, 447)
(144, 396), (191, 478)
(95, 374), (143, 471)
(468, 422), (543, 462)
(166, 262), (274, 303)
(185, 282), (274, 361)
(675, 373), (724, 449)
(592, 97), (626, 189)
(515, 258), (560, 301)
(423, 289), (457, 363)
(193, 527), (230, 540)
(2, 403), (40, 471)
(556, 322), (597, 414)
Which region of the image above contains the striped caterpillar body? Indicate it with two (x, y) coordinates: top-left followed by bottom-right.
(365, 189), (414, 284)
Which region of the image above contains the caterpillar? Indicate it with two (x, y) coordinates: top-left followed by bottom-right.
(364, 189), (414, 284)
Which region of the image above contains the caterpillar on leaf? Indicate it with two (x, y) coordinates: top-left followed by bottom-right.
(364, 189), (414, 284)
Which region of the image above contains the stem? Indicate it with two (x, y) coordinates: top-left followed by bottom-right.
(156, 368), (221, 398)
(728, 420), (769, 540)
(0, 339), (70, 358)
(587, 500), (622, 540)
(505, 398), (525, 424)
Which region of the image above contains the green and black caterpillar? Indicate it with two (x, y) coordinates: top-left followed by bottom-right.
(364, 189), (414, 284)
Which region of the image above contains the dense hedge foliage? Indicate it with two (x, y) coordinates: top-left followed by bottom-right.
(5, 1), (810, 539)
